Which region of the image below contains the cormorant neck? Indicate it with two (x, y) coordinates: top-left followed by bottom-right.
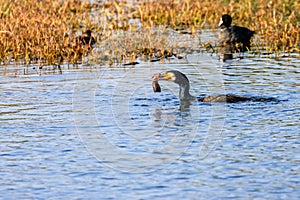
(178, 82), (195, 101)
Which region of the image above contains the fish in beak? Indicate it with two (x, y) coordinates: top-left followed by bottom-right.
(152, 73), (161, 92)
(152, 71), (176, 92)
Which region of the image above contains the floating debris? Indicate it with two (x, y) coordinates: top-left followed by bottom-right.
(123, 61), (139, 66)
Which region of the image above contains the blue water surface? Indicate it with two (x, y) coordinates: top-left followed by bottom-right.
(0, 48), (299, 199)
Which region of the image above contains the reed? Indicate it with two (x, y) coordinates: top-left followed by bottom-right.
(135, 0), (299, 54)
(89, 27), (185, 66)
(0, 0), (100, 65)
(0, 0), (299, 66)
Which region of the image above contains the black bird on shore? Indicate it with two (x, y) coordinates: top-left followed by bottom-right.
(218, 14), (255, 52)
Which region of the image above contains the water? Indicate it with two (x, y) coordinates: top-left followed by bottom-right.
(0, 52), (299, 199)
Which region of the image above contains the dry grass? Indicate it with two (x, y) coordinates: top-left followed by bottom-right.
(90, 28), (193, 67)
(0, 0), (100, 65)
(0, 0), (299, 66)
(135, 0), (299, 54)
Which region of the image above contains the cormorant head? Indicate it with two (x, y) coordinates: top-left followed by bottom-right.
(219, 14), (232, 28)
(158, 70), (190, 86)
(153, 70), (195, 101)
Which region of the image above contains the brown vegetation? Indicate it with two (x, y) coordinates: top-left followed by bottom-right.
(0, 0), (299, 66)
(135, 0), (299, 54)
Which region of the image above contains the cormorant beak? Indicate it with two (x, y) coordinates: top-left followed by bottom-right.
(159, 72), (172, 81)
(152, 72), (174, 82)
(152, 73), (167, 81)
(152, 73), (159, 82)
